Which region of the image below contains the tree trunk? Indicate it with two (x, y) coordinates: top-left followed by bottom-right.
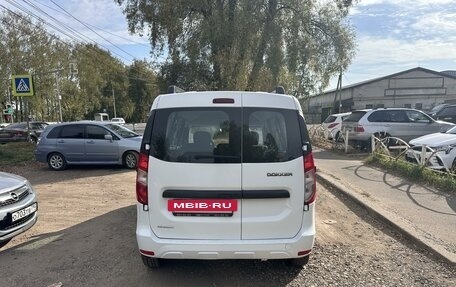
(247, 0), (278, 90)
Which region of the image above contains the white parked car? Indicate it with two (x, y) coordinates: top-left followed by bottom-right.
(136, 88), (316, 268)
(322, 112), (351, 141)
(405, 126), (456, 172)
(342, 108), (454, 150)
(111, 117), (126, 125)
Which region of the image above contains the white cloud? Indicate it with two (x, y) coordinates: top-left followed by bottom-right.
(411, 12), (456, 34)
(355, 36), (456, 65)
(357, 0), (455, 7)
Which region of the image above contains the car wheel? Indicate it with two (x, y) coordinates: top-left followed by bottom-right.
(286, 255), (310, 267)
(123, 151), (138, 169)
(48, 153), (67, 171)
(141, 255), (162, 268)
(29, 136), (38, 144)
(335, 131), (344, 142)
(451, 159), (456, 174)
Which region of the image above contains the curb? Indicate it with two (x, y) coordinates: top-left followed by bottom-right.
(316, 170), (456, 266)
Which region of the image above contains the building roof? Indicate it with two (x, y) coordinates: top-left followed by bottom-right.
(319, 67), (456, 96)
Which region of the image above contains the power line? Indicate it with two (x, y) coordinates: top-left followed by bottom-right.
(29, 0), (152, 49)
(4, 0), (84, 43)
(22, 0), (99, 45)
(43, 0), (166, 63)
(49, 0), (137, 59)
(0, 6), (160, 82)
(3, 0), (134, 63)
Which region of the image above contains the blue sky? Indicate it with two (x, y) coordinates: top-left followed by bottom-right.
(2, 0), (153, 64)
(338, 0), (456, 89)
(3, 0), (456, 91)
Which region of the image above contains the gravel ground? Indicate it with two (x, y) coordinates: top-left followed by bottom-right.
(0, 165), (454, 287)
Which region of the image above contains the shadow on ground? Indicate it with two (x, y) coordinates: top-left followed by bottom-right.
(0, 205), (301, 287)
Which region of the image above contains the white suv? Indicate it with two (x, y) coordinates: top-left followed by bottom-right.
(136, 88), (316, 268)
(342, 108), (454, 149)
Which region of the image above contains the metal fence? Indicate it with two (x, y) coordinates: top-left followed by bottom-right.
(309, 124), (456, 175)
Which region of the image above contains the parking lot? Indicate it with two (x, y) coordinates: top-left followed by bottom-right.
(0, 163), (455, 287)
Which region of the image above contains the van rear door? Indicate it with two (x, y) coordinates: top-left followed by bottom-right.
(241, 94), (306, 239)
(145, 93), (242, 240)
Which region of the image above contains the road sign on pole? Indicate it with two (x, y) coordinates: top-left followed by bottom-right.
(12, 75), (35, 96)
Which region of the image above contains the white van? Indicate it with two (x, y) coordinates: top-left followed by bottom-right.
(136, 89), (316, 268)
(94, 113), (109, 121)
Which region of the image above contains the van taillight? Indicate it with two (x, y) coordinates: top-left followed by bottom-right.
(327, 123), (339, 129)
(136, 152), (149, 205)
(354, 125), (365, 132)
(304, 152), (316, 206)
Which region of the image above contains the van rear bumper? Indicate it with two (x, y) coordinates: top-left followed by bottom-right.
(136, 205), (315, 260)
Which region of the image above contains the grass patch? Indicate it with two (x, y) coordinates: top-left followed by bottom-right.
(0, 142), (36, 167)
(367, 153), (456, 193)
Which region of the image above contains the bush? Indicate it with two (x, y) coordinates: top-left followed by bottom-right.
(367, 154), (456, 193)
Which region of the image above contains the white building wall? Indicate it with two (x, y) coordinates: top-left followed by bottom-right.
(305, 68), (456, 123)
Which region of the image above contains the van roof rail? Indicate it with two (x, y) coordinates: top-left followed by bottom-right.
(167, 85), (185, 94)
(271, 86), (285, 94)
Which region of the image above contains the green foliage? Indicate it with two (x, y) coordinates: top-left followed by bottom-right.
(0, 10), (159, 124)
(116, 0), (356, 95)
(367, 154), (456, 193)
(0, 143), (35, 166)
(128, 60), (159, 122)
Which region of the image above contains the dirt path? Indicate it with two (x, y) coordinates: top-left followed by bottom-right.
(0, 166), (454, 287)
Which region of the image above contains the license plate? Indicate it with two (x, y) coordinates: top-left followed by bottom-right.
(168, 199), (237, 213)
(11, 203), (37, 222)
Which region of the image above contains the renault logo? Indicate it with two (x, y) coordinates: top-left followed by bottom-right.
(10, 192), (19, 201)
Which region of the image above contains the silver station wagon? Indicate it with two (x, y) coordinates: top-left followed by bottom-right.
(34, 121), (142, 170)
(0, 172), (38, 249)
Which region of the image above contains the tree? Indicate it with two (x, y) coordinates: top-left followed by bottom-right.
(115, 0), (356, 96)
(127, 60), (158, 123)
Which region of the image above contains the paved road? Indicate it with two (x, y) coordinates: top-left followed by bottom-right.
(314, 147), (456, 264)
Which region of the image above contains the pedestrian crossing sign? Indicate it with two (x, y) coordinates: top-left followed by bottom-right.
(12, 75), (34, 96)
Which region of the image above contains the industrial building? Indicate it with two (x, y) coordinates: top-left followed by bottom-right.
(304, 67), (456, 123)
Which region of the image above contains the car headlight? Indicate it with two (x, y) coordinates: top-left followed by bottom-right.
(433, 145), (454, 154)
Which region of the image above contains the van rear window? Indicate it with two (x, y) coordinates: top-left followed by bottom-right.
(150, 108), (241, 163)
(149, 107), (303, 163)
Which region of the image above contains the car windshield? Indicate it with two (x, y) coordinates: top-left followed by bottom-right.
(430, 104), (447, 114)
(106, 123), (139, 138)
(446, 126), (456, 134)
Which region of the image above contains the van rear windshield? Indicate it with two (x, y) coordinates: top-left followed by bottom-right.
(148, 107), (304, 163)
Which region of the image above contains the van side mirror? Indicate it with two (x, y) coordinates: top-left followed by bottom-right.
(105, 134), (113, 141)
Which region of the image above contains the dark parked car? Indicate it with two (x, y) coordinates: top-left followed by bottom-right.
(0, 121), (49, 144)
(432, 104), (456, 124)
(34, 121), (142, 170)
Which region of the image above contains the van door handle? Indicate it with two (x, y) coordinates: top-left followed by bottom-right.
(57, 140), (65, 143)
(86, 140), (94, 144)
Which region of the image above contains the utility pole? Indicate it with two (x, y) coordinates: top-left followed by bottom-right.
(338, 67), (343, 113)
(332, 68), (343, 113)
(112, 86), (117, 118)
(56, 71), (62, 122)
